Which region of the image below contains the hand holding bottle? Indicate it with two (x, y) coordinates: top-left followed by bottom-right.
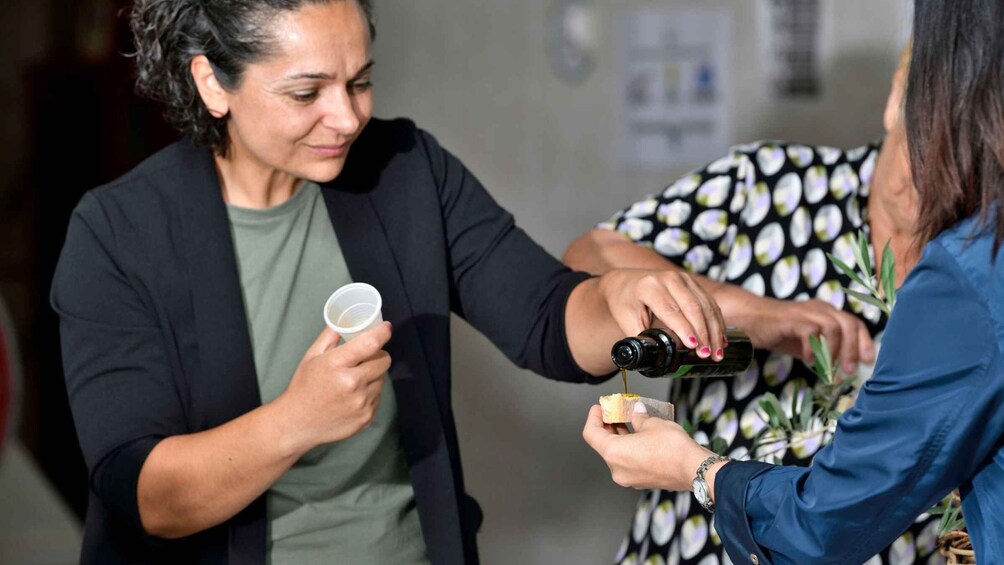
(596, 269), (727, 361)
(613, 327), (753, 378)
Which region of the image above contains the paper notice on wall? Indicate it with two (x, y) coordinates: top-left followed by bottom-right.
(615, 6), (733, 169)
(759, 0), (824, 98)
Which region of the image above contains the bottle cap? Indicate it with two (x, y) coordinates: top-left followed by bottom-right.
(611, 339), (642, 369)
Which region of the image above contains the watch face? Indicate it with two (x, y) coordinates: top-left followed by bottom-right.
(693, 479), (709, 505)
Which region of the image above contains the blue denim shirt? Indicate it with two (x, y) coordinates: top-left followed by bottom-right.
(715, 215), (1004, 565)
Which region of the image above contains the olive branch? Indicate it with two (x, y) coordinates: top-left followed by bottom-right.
(712, 230), (965, 543)
(682, 229), (963, 553)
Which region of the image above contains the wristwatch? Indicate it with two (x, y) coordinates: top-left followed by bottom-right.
(692, 454), (732, 513)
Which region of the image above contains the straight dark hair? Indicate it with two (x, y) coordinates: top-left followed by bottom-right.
(907, 0), (1004, 255)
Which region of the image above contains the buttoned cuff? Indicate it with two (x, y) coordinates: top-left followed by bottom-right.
(715, 460), (775, 565)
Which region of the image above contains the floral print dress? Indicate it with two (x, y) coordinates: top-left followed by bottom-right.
(600, 141), (944, 565)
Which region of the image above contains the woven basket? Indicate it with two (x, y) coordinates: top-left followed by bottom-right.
(939, 530), (975, 565)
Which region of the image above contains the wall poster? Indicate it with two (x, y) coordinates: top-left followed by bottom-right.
(615, 6), (734, 168)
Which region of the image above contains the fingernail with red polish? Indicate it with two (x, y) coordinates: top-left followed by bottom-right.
(689, 336), (698, 346)
(699, 346), (711, 357)
(715, 348), (723, 360)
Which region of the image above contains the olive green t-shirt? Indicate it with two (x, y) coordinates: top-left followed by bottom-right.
(227, 182), (427, 565)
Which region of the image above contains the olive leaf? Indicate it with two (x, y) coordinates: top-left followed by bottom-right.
(841, 287), (891, 316)
(851, 230), (875, 286)
(759, 393), (792, 432)
(881, 240), (897, 311)
(682, 418), (695, 437)
(809, 334), (835, 385)
(799, 387), (815, 430)
(934, 496), (967, 538)
(827, 252), (870, 290)
(709, 437), (729, 456)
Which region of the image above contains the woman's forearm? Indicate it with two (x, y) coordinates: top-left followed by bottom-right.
(563, 229), (686, 275)
(137, 325), (390, 539)
(564, 229), (739, 300)
(564, 229), (757, 327)
(564, 277), (627, 375)
(137, 394), (311, 539)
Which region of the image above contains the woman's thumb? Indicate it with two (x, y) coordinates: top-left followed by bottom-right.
(630, 401), (651, 429)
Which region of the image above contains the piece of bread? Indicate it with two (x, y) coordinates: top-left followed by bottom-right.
(600, 394), (675, 424)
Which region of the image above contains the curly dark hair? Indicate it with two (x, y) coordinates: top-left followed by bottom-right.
(129, 0), (376, 155)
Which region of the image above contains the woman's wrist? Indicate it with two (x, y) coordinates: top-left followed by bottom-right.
(713, 284), (770, 329)
(266, 392), (318, 460)
(565, 276), (626, 375)
(704, 459), (730, 503)
(681, 444), (716, 489)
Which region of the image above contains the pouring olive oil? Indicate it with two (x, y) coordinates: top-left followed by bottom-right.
(612, 328), (753, 378)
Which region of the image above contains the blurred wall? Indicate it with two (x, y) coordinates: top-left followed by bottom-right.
(0, 0), (51, 450)
(370, 0), (910, 563)
(1, 0), (179, 518)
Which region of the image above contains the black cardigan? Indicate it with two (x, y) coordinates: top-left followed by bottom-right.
(51, 118), (597, 564)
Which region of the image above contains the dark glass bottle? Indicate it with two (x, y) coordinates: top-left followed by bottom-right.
(611, 328), (753, 378)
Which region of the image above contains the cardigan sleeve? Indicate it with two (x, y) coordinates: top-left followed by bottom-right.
(50, 191), (187, 536)
(714, 240), (1004, 564)
(414, 129), (602, 383)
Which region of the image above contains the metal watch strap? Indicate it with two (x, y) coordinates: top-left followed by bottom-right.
(694, 454), (732, 512)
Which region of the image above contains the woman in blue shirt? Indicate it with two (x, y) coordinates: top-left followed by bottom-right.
(583, 0), (1004, 562)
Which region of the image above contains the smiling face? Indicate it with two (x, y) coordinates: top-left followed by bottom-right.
(215, 1), (374, 184)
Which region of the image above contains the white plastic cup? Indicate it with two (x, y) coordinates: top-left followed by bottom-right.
(323, 283), (383, 341)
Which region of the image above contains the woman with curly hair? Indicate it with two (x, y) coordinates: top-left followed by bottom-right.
(51, 0), (728, 563)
